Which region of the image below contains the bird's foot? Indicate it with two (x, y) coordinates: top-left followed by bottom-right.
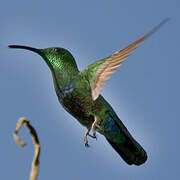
(84, 128), (91, 147)
(84, 126), (98, 147)
(88, 133), (97, 140)
(84, 141), (90, 147)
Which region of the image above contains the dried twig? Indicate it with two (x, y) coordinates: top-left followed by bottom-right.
(14, 117), (40, 180)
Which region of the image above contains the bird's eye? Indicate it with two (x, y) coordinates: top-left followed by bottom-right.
(54, 48), (59, 53)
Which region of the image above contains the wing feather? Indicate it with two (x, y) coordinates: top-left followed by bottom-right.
(82, 19), (169, 100)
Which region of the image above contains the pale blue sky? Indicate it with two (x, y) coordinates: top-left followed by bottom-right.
(1, 0), (179, 179)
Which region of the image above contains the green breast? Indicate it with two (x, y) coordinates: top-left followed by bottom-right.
(56, 77), (95, 127)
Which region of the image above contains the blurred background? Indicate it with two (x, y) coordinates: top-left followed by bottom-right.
(1, 0), (179, 179)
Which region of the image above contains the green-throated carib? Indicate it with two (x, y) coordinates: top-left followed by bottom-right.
(9, 19), (168, 165)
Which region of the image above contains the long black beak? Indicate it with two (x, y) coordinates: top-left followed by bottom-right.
(8, 45), (40, 53)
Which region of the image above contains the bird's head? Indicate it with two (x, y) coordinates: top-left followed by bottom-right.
(8, 45), (78, 72)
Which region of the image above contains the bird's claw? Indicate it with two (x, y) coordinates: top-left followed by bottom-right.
(85, 142), (90, 147)
(83, 124), (99, 147)
(84, 128), (91, 147)
(88, 133), (97, 140)
(84, 136), (90, 147)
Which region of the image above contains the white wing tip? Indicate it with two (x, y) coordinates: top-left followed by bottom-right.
(92, 89), (99, 101)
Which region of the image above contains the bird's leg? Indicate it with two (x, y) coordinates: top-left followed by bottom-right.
(92, 117), (97, 138)
(84, 127), (91, 147)
(92, 116), (102, 138)
(84, 126), (98, 147)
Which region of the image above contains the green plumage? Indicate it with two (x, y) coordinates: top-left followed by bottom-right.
(8, 46), (147, 165)
(8, 19), (169, 166)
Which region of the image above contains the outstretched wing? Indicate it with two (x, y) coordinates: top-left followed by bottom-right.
(81, 19), (169, 100)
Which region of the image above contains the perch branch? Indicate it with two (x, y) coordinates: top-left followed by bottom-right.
(13, 117), (40, 180)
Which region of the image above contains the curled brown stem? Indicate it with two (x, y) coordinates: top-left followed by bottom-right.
(14, 117), (40, 180)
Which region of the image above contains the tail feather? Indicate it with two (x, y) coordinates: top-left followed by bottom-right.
(106, 135), (147, 165)
(96, 97), (147, 165)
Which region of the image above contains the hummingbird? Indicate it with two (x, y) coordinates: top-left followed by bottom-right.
(9, 19), (168, 166)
